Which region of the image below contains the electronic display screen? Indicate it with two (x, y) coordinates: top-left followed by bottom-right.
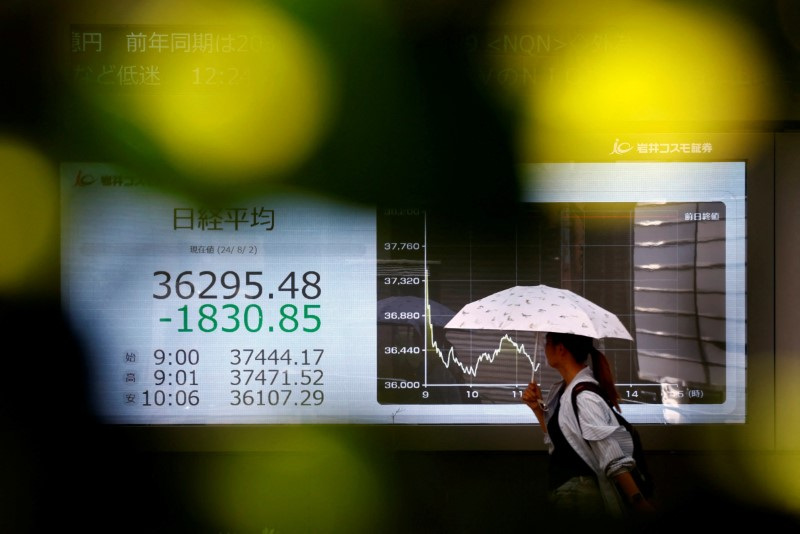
(61, 158), (746, 426)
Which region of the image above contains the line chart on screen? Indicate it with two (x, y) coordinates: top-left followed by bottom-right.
(375, 161), (747, 425)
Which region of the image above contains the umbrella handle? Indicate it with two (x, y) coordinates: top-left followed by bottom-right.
(532, 333), (548, 411)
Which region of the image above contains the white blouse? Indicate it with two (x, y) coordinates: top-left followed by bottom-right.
(542, 366), (636, 515)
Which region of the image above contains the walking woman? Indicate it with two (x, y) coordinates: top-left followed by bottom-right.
(522, 332), (656, 520)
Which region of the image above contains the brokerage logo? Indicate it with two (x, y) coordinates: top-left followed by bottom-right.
(73, 170), (96, 186)
(610, 138), (633, 155)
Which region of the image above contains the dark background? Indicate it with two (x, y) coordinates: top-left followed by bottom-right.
(2, 0), (800, 532)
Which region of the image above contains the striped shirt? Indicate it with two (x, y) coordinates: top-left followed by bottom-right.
(542, 366), (636, 515)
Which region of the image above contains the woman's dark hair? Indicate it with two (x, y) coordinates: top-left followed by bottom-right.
(548, 332), (620, 411)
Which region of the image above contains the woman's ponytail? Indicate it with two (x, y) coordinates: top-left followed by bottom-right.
(590, 347), (620, 412)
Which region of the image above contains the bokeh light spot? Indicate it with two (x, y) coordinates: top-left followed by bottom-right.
(0, 138), (57, 294)
(94, 0), (336, 184)
(189, 429), (387, 532)
(489, 0), (780, 157)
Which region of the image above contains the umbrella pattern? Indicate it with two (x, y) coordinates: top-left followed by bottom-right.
(444, 285), (632, 340)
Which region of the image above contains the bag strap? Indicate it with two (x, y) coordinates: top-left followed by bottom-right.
(572, 381), (655, 498)
(571, 381), (629, 431)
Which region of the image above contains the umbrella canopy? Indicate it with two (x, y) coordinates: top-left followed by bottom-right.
(444, 285), (632, 340)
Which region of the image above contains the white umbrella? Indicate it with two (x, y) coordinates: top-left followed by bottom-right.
(444, 285), (632, 340)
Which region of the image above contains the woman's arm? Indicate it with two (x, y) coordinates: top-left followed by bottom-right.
(521, 381), (548, 433)
(576, 392), (656, 514)
(612, 470), (656, 513)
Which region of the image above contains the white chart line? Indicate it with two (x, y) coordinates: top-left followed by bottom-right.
(422, 261), (540, 384)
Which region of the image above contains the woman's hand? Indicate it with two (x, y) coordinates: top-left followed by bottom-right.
(521, 381), (546, 413)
